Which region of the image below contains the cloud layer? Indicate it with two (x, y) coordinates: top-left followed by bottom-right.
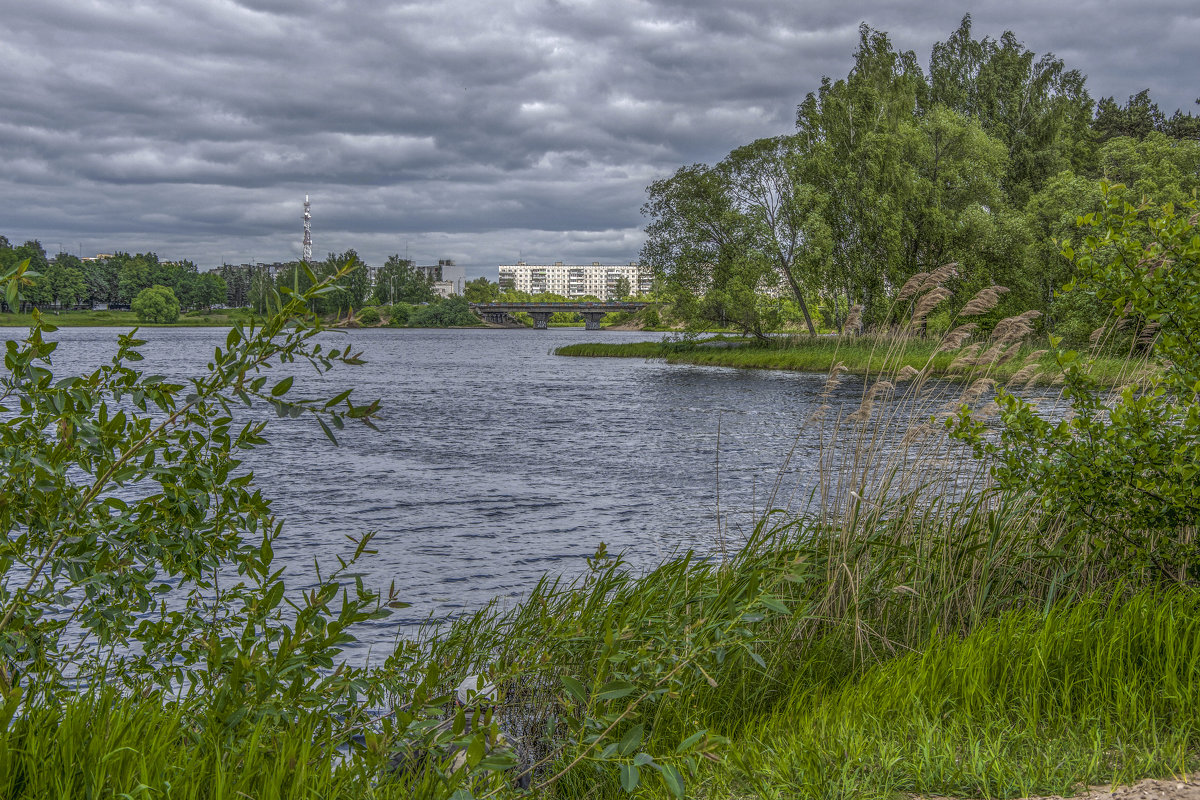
(3, 0), (1196, 277)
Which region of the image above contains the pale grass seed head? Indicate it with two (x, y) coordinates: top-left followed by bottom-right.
(937, 323), (978, 353)
(949, 344), (982, 372)
(912, 286), (952, 323)
(919, 262), (958, 292)
(897, 272), (930, 301)
(959, 285), (1010, 317)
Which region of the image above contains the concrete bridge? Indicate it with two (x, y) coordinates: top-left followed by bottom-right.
(470, 301), (651, 330)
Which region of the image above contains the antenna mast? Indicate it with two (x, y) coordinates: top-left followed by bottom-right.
(302, 194), (312, 263)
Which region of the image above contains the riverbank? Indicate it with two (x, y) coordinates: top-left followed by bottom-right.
(0, 309), (257, 327)
(556, 334), (1146, 387)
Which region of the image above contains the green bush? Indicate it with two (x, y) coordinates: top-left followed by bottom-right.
(357, 306), (381, 326)
(951, 186), (1200, 582)
(387, 303), (412, 326)
(130, 285), (180, 323)
(408, 296), (481, 327)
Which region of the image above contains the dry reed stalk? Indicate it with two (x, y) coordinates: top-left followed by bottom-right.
(847, 380), (895, 422)
(1023, 371), (1044, 389)
(895, 365), (920, 381)
(937, 323), (978, 353)
(1137, 321), (1160, 346)
(948, 344), (982, 372)
(919, 262), (958, 292)
(989, 310), (1041, 344)
(822, 362), (848, 396)
(975, 342), (1007, 365)
(1089, 326), (1108, 346)
(959, 285), (1010, 316)
(1007, 363), (1040, 386)
(897, 272), (930, 301)
(844, 305), (863, 334)
(911, 286), (952, 323)
(959, 377), (996, 405)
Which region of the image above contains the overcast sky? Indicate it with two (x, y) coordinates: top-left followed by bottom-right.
(2, 1), (1196, 279)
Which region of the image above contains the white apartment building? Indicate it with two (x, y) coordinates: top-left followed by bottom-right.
(496, 261), (651, 300)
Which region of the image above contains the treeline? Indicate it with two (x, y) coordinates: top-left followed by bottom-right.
(223, 251), (443, 315)
(642, 16), (1200, 341)
(0, 238), (226, 311)
(0, 240), (449, 317)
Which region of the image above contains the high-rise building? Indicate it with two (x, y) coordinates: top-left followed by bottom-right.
(496, 261), (649, 300)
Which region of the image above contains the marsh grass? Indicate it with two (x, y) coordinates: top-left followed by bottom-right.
(556, 334), (1143, 388)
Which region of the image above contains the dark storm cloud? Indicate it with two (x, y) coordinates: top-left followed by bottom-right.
(2, 0), (1196, 276)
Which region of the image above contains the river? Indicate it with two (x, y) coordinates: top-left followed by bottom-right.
(24, 325), (934, 662)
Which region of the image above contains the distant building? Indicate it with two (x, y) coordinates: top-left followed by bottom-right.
(497, 261), (649, 300)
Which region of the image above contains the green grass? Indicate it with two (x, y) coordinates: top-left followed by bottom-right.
(0, 309), (262, 327)
(712, 590), (1200, 799)
(0, 689), (399, 799)
(557, 334), (1146, 388)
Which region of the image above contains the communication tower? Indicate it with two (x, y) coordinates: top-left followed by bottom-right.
(302, 194), (312, 263)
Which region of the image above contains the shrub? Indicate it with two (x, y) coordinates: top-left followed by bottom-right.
(950, 186), (1200, 583)
(387, 303), (412, 326)
(131, 285), (180, 323)
(408, 296), (481, 327)
(357, 305), (381, 326)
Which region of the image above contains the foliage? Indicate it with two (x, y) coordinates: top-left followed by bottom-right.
(387, 302), (413, 326)
(373, 255), (435, 306)
(464, 276), (501, 303)
(130, 284), (181, 323)
(950, 187), (1200, 582)
(0, 258), (388, 717)
(407, 296), (482, 327)
(357, 305), (382, 326)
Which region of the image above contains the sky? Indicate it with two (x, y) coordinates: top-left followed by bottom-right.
(2, 1), (1197, 280)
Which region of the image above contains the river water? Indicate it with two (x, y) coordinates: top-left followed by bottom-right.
(24, 326), (939, 662)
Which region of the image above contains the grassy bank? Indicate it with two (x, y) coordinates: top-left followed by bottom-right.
(557, 334), (1145, 387)
(9, 583), (1197, 799)
(0, 309), (267, 327)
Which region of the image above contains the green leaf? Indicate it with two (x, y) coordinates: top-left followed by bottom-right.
(759, 596), (790, 615)
(618, 724), (643, 755)
(619, 763), (640, 792)
(561, 675), (588, 705)
(660, 764), (685, 798)
(596, 680), (635, 701)
(271, 376), (294, 396)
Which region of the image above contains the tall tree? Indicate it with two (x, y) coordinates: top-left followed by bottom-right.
(723, 136), (829, 334)
(641, 163), (777, 337)
(795, 24), (925, 324)
(929, 15), (1093, 204)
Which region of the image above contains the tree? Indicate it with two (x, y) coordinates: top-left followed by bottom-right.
(641, 163), (778, 338)
(463, 276), (500, 303)
(929, 15), (1094, 204)
(723, 135), (828, 334)
(795, 24), (925, 325)
(195, 271), (227, 309)
(373, 255), (434, 305)
(131, 285), (181, 323)
(1094, 89), (1166, 142)
(612, 275), (632, 300)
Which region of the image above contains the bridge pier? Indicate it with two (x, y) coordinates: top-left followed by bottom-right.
(580, 311), (606, 331)
(530, 312), (552, 330)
